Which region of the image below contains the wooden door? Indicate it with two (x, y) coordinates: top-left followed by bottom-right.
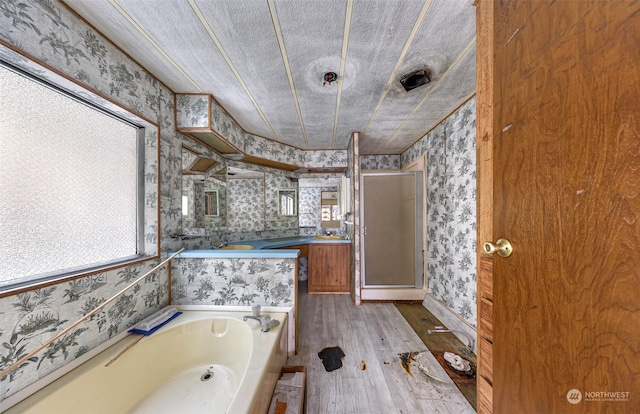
(477, 1), (640, 412)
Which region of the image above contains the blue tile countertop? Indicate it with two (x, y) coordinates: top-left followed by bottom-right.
(170, 235), (351, 259)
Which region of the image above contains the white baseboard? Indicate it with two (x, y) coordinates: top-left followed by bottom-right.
(421, 293), (477, 354)
(361, 288), (427, 301)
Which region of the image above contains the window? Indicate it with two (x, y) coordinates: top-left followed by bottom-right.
(0, 63), (145, 290)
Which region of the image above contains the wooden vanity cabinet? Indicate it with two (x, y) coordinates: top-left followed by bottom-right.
(308, 243), (350, 294)
(284, 244), (308, 258)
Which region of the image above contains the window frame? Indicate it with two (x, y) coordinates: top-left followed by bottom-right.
(0, 58), (160, 295)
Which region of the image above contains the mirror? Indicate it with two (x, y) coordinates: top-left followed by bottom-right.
(182, 176), (227, 230)
(321, 191), (340, 228)
(181, 147), (226, 233)
(226, 166), (265, 232)
(277, 189), (297, 216)
(204, 190), (219, 216)
(298, 176), (342, 229)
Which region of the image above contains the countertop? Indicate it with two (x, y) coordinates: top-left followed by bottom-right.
(170, 235), (351, 259)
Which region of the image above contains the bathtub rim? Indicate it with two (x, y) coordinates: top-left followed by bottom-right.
(0, 306), (290, 413)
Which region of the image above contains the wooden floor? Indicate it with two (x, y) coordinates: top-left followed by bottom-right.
(286, 283), (475, 414)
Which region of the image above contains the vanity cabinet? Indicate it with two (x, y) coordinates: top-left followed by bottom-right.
(308, 243), (350, 294)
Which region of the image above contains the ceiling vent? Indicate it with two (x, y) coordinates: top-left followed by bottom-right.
(400, 69), (431, 92)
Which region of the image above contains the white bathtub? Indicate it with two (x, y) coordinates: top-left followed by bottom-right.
(4, 310), (288, 414)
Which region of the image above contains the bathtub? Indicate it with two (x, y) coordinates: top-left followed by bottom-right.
(4, 310), (288, 414)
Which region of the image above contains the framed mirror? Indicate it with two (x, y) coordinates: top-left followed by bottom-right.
(204, 190), (219, 216)
(277, 189), (297, 216)
(321, 191), (340, 228)
(181, 146), (227, 232)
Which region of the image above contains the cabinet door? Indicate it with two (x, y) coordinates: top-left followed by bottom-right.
(308, 244), (350, 294)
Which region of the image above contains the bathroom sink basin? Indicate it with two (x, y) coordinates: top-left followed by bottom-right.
(219, 245), (255, 250)
(313, 235), (345, 240)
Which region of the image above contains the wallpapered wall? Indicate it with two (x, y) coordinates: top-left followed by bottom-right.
(0, 0), (183, 402)
(403, 97), (477, 326)
(175, 93), (349, 170)
(0, 0), (477, 405)
(227, 178), (266, 233)
(0, 0), (300, 404)
(171, 257), (295, 307)
(360, 154), (401, 170)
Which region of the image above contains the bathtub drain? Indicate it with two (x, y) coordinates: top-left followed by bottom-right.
(201, 366), (214, 381)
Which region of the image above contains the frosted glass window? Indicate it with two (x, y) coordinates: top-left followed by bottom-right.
(0, 65), (142, 288)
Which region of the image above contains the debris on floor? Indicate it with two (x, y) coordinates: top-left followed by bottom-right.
(360, 360), (366, 370)
(318, 346), (345, 372)
(444, 351), (473, 375)
(434, 351), (476, 379)
(398, 351), (418, 375)
(399, 351), (456, 384)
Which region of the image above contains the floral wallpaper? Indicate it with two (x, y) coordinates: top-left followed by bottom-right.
(227, 178), (265, 233)
(264, 173), (298, 232)
(360, 155), (401, 170)
(0, 261), (167, 402)
(176, 93), (349, 170)
(0, 0), (181, 403)
(175, 94), (209, 128)
(0, 0), (368, 404)
(403, 98), (477, 326)
(171, 257), (295, 307)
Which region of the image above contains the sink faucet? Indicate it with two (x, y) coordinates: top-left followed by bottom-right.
(243, 305), (279, 332)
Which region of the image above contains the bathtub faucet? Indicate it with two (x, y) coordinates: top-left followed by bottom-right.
(243, 315), (279, 332)
(243, 305), (279, 332)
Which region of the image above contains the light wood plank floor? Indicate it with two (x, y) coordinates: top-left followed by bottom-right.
(286, 284), (475, 414)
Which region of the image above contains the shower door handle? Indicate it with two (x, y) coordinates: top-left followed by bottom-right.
(363, 226), (367, 236)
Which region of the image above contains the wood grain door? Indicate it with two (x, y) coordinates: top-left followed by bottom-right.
(478, 1), (640, 412)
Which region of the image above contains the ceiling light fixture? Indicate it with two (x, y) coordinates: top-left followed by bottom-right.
(400, 69), (431, 92)
(323, 72), (338, 86)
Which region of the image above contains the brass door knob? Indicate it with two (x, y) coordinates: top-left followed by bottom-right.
(483, 238), (513, 257)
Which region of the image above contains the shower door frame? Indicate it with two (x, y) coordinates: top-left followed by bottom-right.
(360, 171), (424, 290)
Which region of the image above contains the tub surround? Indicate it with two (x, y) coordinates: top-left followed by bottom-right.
(3, 310), (288, 414)
(170, 236), (352, 353)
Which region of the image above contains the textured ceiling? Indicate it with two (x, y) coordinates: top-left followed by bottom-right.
(63, 0), (476, 155)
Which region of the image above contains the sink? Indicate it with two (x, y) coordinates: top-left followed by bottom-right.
(219, 244), (255, 250)
(313, 235), (345, 240)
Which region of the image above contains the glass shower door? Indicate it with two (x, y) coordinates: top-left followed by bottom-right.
(361, 172), (423, 288)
